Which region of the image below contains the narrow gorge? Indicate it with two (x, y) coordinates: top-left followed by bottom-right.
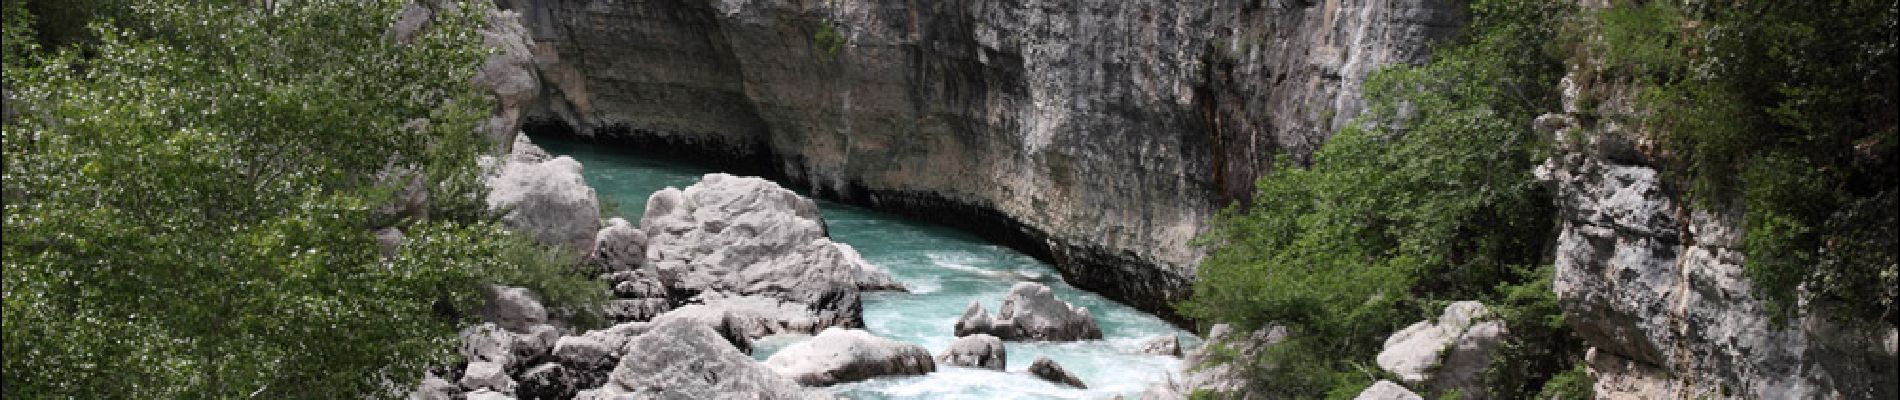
(3, 0), (1893, 399)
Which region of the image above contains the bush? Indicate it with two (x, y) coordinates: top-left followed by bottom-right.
(2, 1), (601, 397)
(1179, 1), (1581, 397)
(1597, 0), (1899, 323)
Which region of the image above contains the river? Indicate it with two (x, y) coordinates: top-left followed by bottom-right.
(535, 136), (1198, 399)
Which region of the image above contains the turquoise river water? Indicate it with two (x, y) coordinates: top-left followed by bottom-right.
(536, 136), (1198, 399)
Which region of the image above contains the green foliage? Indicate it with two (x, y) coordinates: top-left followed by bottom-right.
(1179, 1), (1580, 397)
(2, 0), (602, 397)
(1533, 362), (1595, 399)
(1597, 0), (1899, 323)
(813, 21), (845, 56)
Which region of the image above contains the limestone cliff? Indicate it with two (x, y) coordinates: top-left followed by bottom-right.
(488, 0), (1463, 319)
(1534, 40), (1899, 400)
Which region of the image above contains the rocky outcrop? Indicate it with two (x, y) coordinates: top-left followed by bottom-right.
(1026, 357), (1087, 389)
(937, 334), (1007, 370)
(484, 135), (601, 256)
(763, 328), (936, 386)
(494, 0), (1465, 319)
(582, 318), (829, 399)
(1147, 323), (1289, 398)
(1536, 22), (1899, 397)
(630, 173), (903, 332)
(1353, 380), (1423, 400)
(955, 282), (1101, 341)
(1374, 301), (1508, 398)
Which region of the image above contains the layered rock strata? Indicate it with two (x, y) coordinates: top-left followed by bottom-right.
(490, 0), (1465, 320)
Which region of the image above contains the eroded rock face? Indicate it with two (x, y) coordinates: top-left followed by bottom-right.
(955, 282), (1101, 341)
(1374, 301), (1508, 398)
(1536, 38), (1899, 397)
(763, 328), (936, 386)
(484, 135), (601, 256)
(497, 0), (1464, 318)
(938, 334), (1007, 370)
(1026, 357), (1087, 389)
(635, 173), (902, 332)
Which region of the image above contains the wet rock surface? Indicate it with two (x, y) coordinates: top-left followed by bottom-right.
(937, 334), (1007, 371)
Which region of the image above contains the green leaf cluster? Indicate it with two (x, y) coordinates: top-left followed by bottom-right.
(1593, 0), (1898, 323)
(1178, 0), (1584, 397)
(3, 1), (602, 397)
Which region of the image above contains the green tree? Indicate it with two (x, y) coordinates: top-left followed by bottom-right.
(2, 1), (600, 397)
(1179, 0), (1581, 397)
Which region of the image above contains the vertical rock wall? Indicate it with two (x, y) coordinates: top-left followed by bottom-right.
(1535, 38), (1899, 398)
(490, 0), (1463, 320)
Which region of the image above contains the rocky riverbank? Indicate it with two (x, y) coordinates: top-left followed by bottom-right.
(479, 0), (1465, 321)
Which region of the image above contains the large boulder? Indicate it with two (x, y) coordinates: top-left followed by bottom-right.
(484, 135), (601, 256)
(954, 282), (1102, 341)
(458, 323), (518, 368)
(763, 328), (936, 386)
(1375, 301), (1508, 398)
(636, 174), (902, 331)
(590, 217), (646, 273)
(517, 363), (583, 400)
(1354, 380), (1424, 400)
(937, 334), (1006, 370)
(458, 361), (516, 393)
(1026, 357), (1087, 389)
(478, 285), (549, 334)
(588, 318), (828, 399)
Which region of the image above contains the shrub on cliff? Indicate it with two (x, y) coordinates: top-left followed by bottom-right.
(2, 1), (599, 397)
(1180, 0), (1582, 397)
(1592, 0), (1898, 324)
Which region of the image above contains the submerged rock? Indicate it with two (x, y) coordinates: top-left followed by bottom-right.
(764, 328), (936, 386)
(937, 334), (1007, 370)
(954, 282), (1102, 341)
(1140, 334), (1183, 357)
(1375, 301), (1508, 398)
(1026, 357), (1087, 389)
(590, 318), (828, 398)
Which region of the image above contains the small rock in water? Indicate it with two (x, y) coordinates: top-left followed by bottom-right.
(1140, 334), (1182, 357)
(1027, 356), (1088, 389)
(937, 334), (1006, 370)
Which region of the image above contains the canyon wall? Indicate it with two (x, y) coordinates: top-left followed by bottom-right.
(1535, 46), (1899, 400)
(492, 0), (1463, 319)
